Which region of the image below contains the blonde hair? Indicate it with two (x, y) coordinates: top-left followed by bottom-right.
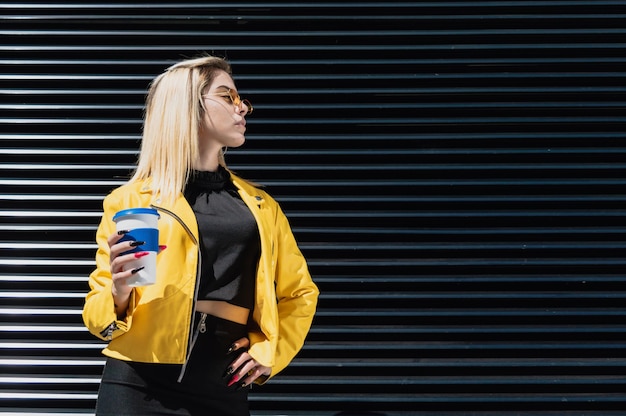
(129, 55), (232, 203)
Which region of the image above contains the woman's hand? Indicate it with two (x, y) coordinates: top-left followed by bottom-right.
(107, 231), (149, 317)
(226, 337), (271, 388)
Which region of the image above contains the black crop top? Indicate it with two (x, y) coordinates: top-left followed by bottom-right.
(183, 166), (260, 309)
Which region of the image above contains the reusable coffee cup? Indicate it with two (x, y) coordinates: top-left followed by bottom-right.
(112, 208), (160, 286)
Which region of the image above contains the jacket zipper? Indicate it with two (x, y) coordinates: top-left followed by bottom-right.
(100, 321), (118, 341)
(150, 204), (198, 245)
(150, 203), (203, 383)
(198, 312), (207, 333)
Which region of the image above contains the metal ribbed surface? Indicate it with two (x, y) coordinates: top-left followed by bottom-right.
(1, 1), (625, 415)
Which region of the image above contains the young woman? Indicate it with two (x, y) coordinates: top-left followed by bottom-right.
(83, 55), (319, 415)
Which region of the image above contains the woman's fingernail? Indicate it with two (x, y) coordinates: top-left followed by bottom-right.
(227, 343), (237, 354)
(131, 266), (145, 274)
(129, 240), (145, 247)
(134, 252), (149, 259)
(227, 374), (240, 387)
(159, 245), (167, 251)
(236, 381), (247, 391)
(117, 230), (130, 235)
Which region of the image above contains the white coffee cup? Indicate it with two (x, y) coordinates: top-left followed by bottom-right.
(113, 208), (160, 286)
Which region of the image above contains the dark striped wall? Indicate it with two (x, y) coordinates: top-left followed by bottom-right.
(1, 1), (626, 415)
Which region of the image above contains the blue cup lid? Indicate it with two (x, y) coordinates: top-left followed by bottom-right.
(113, 208), (160, 222)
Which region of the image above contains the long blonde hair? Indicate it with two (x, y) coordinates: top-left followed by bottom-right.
(130, 55), (232, 203)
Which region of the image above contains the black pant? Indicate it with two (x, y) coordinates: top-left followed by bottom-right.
(96, 314), (250, 416)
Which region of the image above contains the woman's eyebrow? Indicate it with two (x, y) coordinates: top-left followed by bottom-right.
(214, 85), (236, 92)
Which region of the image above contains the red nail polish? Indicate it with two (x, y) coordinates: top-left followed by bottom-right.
(227, 374), (240, 387)
(134, 252), (149, 259)
(159, 245), (167, 251)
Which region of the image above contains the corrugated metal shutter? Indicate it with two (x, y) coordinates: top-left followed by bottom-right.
(1, 1), (626, 415)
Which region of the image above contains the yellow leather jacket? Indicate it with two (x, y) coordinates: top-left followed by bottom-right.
(82, 172), (319, 382)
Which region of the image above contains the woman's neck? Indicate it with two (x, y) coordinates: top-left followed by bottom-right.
(193, 153), (220, 172)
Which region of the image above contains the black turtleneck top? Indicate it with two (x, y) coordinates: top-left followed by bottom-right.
(183, 166), (259, 309)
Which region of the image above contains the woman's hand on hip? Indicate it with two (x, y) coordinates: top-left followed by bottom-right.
(226, 337), (272, 388)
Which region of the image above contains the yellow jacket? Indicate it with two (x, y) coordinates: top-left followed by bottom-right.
(82, 172), (319, 382)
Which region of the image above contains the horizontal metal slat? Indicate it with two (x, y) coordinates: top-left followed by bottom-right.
(0, 343), (102, 351)
(3, 27), (626, 35)
(4, 102), (626, 111)
(310, 325), (626, 335)
(303, 341), (626, 352)
(288, 357), (626, 369)
(316, 274), (626, 283)
(307, 258), (626, 267)
(302, 241), (626, 250)
(4, 86), (626, 95)
(0, 1), (623, 9)
(0, 358), (103, 366)
(4, 13), (626, 21)
(247, 392), (626, 403)
(251, 72), (626, 80)
(3, 42), (626, 54)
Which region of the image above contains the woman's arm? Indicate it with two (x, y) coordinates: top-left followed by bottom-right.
(267, 203), (320, 377)
(82, 194), (143, 340)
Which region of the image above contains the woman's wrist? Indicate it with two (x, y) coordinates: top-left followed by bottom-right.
(111, 286), (132, 319)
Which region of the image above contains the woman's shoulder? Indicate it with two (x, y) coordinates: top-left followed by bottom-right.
(106, 179), (147, 196)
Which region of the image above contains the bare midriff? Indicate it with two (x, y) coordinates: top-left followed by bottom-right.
(196, 300), (250, 325)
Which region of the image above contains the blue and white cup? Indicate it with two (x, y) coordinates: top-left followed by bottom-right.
(113, 208), (160, 286)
